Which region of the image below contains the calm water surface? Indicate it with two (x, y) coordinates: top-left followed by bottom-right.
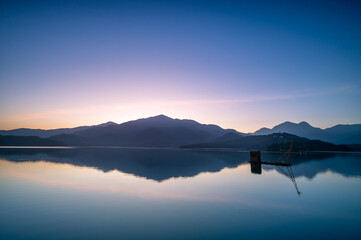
(0, 148), (360, 239)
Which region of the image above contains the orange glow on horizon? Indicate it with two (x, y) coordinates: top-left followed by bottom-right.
(1, 86), (356, 133)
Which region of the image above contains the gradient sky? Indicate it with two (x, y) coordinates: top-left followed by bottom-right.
(1, 0), (361, 132)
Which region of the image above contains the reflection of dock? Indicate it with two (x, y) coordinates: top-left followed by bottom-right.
(249, 137), (294, 167)
(275, 164), (301, 196)
(250, 161), (291, 166)
(249, 137), (301, 196)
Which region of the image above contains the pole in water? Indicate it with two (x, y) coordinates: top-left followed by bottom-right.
(250, 151), (262, 174)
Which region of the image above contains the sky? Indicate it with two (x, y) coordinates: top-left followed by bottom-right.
(1, 0), (361, 132)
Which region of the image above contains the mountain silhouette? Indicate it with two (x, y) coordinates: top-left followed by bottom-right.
(0, 116), (360, 147)
(0, 115), (242, 147)
(212, 132), (244, 142)
(48, 115), (241, 147)
(253, 121), (361, 144)
(181, 133), (352, 151)
(0, 124), (112, 138)
(0, 135), (66, 146)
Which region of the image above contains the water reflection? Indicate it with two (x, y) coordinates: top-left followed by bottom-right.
(251, 162), (301, 196)
(1, 148), (361, 240)
(250, 161), (262, 174)
(0, 148), (249, 181)
(249, 151), (301, 195)
(1, 148), (360, 181)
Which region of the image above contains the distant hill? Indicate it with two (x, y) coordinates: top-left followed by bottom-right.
(253, 121), (361, 144)
(58, 115), (241, 147)
(324, 124), (361, 144)
(0, 122), (117, 138)
(0, 135), (66, 146)
(48, 134), (87, 146)
(0, 116), (241, 146)
(0, 115), (239, 147)
(211, 132), (244, 142)
(1, 116), (360, 147)
(0, 115), (243, 147)
(181, 133), (353, 152)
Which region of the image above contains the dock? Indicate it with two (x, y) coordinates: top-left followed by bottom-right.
(249, 147), (293, 168)
(248, 160), (291, 166)
(248, 138), (301, 196)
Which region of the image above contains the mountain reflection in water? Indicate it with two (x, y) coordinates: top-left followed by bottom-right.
(0, 148), (360, 181)
(1, 147), (361, 240)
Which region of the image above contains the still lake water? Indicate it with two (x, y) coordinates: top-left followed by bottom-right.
(0, 147), (361, 240)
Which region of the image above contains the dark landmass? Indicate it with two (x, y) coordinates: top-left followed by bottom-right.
(48, 134), (87, 146)
(253, 121), (361, 144)
(0, 115), (360, 149)
(212, 132), (244, 142)
(66, 115), (241, 147)
(0, 115), (240, 147)
(0, 125), (93, 138)
(346, 144), (361, 151)
(0, 121), (117, 138)
(181, 133), (353, 152)
(0, 135), (66, 146)
(0, 116), (241, 143)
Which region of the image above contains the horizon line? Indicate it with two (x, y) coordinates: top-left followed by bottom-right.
(0, 114), (360, 132)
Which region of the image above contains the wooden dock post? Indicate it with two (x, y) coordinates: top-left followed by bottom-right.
(250, 151), (262, 174)
(249, 150), (291, 175)
(250, 151), (261, 162)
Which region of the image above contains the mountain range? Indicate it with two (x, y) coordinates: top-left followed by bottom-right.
(0, 121), (117, 138)
(180, 133), (352, 152)
(253, 121), (361, 144)
(0, 115), (360, 149)
(0, 115), (239, 147)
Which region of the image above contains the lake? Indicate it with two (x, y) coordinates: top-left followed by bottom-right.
(0, 147), (361, 239)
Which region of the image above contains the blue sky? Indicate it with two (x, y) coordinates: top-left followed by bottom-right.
(0, 0), (360, 132)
